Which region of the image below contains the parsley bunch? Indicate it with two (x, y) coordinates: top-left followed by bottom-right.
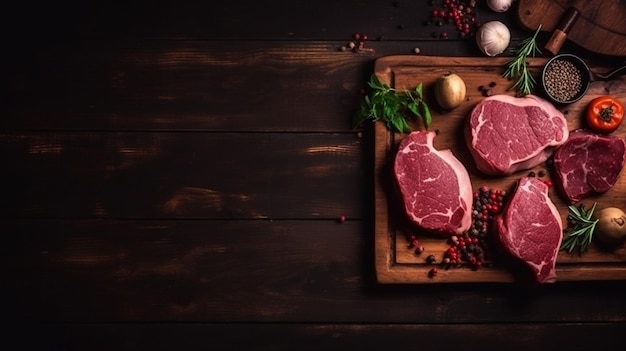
(354, 74), (431, 133)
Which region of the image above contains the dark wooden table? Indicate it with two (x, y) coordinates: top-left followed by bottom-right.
(2, 1), (626, 349)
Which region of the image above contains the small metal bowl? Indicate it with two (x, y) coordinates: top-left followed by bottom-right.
(540, 53), (590, 105)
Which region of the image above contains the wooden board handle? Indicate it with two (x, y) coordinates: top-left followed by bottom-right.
(544, 6), (581, 55)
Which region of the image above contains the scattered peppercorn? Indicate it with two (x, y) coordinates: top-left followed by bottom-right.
(428, 268), (438, 277)
(478, 84), (495, 97)
(338, 215), (346, 223)
(403, 186), (510, 272)
(340, 33), (374, 53)
(425, 0), (481, 39)
(408, 235), (420, 248)
(442, 186), (508, 270)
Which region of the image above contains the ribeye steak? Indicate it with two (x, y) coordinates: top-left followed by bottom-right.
(466, 94), (569, 175)
(553, 129), (626, 204)
(394, 130), (473, 236)
(493, 177), (563, 283)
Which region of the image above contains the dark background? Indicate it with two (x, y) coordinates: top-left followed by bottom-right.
(2, 1), (625, 350)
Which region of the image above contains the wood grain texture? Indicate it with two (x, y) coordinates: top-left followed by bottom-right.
(2, 0), (626, 347)
(373, 55), (626, 284)
(3, 219), (626, 323)
(6, 323), (623, 351)
(1, 40), (492, 132)
(0, 132), (364, 219)
(517, 0), (626, 57)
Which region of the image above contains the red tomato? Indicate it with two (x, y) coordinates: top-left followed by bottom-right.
(585, 96), (624, 133)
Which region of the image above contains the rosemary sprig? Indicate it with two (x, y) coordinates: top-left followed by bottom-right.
(502, 25), (542, 96)
(354, 74), (431, 133)
(560, 202), (598, 255)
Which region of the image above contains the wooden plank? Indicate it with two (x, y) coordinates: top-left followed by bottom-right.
(4, 219), (626, 323)
(1, 219), (365, 322)
(3, 41), (367, 132)
(3, 39), (556, 133)
(373, 55), (626, 284)
(8, 322), (624, 351)
(0, 132), (363, 219)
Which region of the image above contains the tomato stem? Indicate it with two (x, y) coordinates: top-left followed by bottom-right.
(599, 106), (615, 122)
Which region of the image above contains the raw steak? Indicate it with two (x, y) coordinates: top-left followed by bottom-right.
(465, 94), (569, 175)
(394, 130), (472, 236)
(553, 129), (626, 204)
(493, 177), (562, 284)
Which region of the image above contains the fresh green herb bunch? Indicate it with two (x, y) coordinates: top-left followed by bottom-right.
(502, 25), (542, 96)
(354, 74), (431, 133)
(560, 202), (599, 255)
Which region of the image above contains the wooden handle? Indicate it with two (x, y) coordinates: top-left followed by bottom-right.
(545, 30), (568, 56)
(544, 6), (581, 56)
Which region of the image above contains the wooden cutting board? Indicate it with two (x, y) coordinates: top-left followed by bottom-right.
(517, 0), (626, 57)
(373, 55), (626, 284)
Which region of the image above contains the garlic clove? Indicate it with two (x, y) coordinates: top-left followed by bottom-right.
(476, 20), (511, 56)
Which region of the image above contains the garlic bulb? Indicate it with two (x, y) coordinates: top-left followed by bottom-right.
(476, 21), (511, 56)
(487, 0), (514, 12)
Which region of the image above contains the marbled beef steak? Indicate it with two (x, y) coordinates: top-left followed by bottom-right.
(393, 130), (472, 236)
(553, 129), (626, 204)
(493, 177), (563, 283)
(466, 94), (568, 175)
